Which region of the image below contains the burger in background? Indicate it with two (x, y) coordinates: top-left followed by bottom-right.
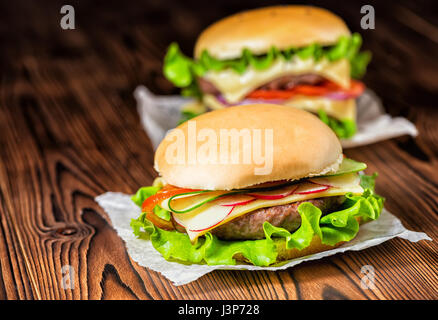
(163, 5), (371, 139)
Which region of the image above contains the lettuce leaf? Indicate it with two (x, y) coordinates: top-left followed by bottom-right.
(130, 174), (384, 266)
(350, 51), (372, 79)
(131, 181), (170, 221)
(131, 186), (161, 207)
(163, 43), (195, 88)
(359, 172), (378, 192)
(163, 33), (371, 97)
(317, 109), (357, 139)
(153, 205), (171, 221)
(178, 109), (202, 125)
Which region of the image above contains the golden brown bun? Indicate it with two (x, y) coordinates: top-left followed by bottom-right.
(234, 236), (344, 263)
(194, 5), (351, 60)
(154, 104), (342, 190)
(235, 217), (363, 264)
(234, 217), (363, 263)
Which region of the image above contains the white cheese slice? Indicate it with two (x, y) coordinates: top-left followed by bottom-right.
(204, 94), (356, 121)
(162, 173), (363, 242)
(203, 57), (350, 104)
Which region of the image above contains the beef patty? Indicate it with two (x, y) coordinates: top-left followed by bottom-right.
(198, 74), (325, 97)
(210, 196), (344, 240)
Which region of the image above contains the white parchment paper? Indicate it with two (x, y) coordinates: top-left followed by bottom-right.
(135, 86), (418, 150)
(95, 192), (431, 286)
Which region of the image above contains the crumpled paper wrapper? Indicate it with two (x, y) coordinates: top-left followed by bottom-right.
(95, 192), (431, 286)
(134, 86), (418, 150)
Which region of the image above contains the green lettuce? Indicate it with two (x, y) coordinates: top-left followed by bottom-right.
(358, 172), (378, 191)
(350, 51), (372, 79)
(130, 174), (383, 266)
(178, 109), (202, 125)
(131, 185), (171, 221)
(317, 109), (357, 139)
(131, 186), (161, 207)
(163, 33), (371, 97)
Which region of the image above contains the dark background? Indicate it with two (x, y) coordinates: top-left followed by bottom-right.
(0, 0), (437, 300)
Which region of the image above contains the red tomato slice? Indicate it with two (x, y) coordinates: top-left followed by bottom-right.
(347, 80), (365, 96)
(247, 80), (364, 100)
(247, 90), (295, 100)
(142, 185), (197, 230)
(292, 80), (340, 96)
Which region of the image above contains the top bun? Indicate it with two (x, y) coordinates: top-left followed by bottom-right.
(194, 5), (351, 60)
(155, 104), (342, 190)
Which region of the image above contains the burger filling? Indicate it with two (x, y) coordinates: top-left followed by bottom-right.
(163, 33), (371, 138)
(210, 196), (344, 240)
(160, 172), (363, 242)
(199, 56), (352, 104)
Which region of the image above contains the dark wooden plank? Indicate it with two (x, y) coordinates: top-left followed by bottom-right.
(0, 0), (437, 300)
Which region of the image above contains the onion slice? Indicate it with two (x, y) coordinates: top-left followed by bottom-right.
(247, 185), (298, 200)
(295, 181), (330, 195)
(219, 195), (256, 207)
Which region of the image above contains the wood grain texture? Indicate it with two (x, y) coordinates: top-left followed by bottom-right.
(0, 0), (437, 300)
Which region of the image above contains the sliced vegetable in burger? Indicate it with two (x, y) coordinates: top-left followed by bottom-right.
(131, 104), (384, 266)
(163, 5), (371, 139)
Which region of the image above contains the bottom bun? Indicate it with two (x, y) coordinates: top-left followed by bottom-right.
(233, 217), (362, 265)
(233, 236), (344, 264)
(273, 235), (344, 262)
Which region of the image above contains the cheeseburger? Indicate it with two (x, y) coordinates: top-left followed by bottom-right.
(131, 105), (383, 266)
(163, 5), (371, 139)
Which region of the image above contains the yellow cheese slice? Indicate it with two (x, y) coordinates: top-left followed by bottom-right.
(203, 57), (350, 104)
(284, 96), (356, 120)
(162, 173), (363, 242)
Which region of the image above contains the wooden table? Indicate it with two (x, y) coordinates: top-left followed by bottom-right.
(0, 0), (437, 300)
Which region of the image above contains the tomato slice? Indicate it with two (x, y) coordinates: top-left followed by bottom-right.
(346, 80), (365, 96)
(142, 185), (198, 230)
(247, 80), (364, 100)
(292, 81), (339, 96)
(247, 90), (296, 100)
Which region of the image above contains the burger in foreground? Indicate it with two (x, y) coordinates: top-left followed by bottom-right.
(131, 105), (383, 266)
(164, 5), (371, 139)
